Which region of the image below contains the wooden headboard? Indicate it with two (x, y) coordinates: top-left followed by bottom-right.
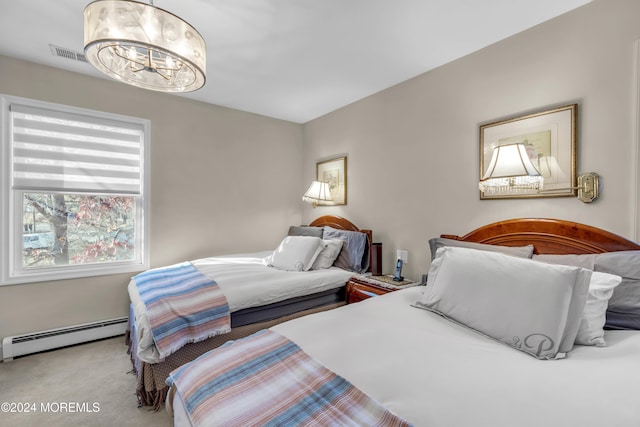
(308, 215), (373, 270)
(441, 218), (640, 255)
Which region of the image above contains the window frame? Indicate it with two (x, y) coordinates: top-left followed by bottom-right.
(0, 94), (150, 285)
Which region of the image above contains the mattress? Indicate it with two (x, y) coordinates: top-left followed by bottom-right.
(172, 287), (640, 427)
(230, 287), (344, 327)
(129, 251), (353, 363)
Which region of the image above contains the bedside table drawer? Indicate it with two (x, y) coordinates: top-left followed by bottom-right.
(347, 286), (380, 304)
(346, 279), (392, 304)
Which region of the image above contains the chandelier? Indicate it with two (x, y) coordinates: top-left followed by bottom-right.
(83, 0), (206, 92)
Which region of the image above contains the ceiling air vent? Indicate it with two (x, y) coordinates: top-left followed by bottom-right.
(49, 44), (88, 63)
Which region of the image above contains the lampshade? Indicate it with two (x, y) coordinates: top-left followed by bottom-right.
(84, 0), (206, 92)
(479, 143), (543, 194)
(302, 181), (333, 207)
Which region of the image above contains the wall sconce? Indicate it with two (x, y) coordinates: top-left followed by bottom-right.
(571, 172), (599, 203)
(302, 181), (333, 207)
(479, 143), (599, 203)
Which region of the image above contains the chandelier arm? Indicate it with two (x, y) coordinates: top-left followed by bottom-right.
(153, 70), (171, 81)
(111, 48), (146, 68)
(155, 65), (182, 72)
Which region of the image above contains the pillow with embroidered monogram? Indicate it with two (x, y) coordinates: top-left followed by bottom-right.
(415, 246), (591, 360)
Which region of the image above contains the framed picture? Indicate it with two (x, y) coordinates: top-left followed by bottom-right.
(479, 104), (577, 200)
(316, 156), (347, 205)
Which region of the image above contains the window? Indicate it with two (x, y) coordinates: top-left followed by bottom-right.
(1, 95), (149, 285)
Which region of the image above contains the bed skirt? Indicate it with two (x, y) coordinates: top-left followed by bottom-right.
(126, 301), (346, 410)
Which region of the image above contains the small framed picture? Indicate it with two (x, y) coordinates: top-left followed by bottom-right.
(479, 104), (577, 199)
(316, 156), (347, 205)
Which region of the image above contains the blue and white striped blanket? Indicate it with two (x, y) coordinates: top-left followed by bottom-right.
(167, 329), (412, 426)
(133, 262), (231, 360)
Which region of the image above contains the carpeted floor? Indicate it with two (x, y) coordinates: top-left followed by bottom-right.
(0, 336), (171, 427)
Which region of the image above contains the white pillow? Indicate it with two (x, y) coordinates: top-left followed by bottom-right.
(532, 256), (623, 346)
(268, 236), (324, 271)
(415, 247), (591, 360)
(575, 271), (622, 346)
(532, 253), (597, 270)
(311, 239), (344, 270)
(429, 237), (534, 260)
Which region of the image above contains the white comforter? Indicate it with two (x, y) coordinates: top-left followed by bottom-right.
(173, 286), (640, 427)
(129, 251), (353, 363)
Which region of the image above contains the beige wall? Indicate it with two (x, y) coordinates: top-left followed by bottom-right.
(302, 0), (640, 281)
(3, 0), (640, 343)
(0, 55), (303, 341)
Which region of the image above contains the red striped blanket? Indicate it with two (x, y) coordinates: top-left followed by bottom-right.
(167, 329), (412, 426)
(133, 262), (231, 360)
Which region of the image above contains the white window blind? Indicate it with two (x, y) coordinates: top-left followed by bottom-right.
(10, 103), (143, 194)
(1, 94), (150, 285)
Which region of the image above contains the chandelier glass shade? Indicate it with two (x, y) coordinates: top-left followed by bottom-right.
(84, 0), (206, 92)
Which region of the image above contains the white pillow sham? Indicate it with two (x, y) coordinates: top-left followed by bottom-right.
(429, 237), (534, 260)
(574, 271), (622, 346)
(415, 247), (591, 360)
(532, 253), (597, 270)
(311, 239), (344, 270)
(268, 236), (324, 272)
(532, 255), (623, 346)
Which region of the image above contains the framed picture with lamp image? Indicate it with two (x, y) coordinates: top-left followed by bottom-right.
(317, 156), (347, 205)
(479, 104), (577, 200)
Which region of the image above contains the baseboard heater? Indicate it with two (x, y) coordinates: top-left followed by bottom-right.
(2, 317), (128, 362)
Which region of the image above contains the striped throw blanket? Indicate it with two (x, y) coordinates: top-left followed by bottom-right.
(167, 329), (412, 427)
(133, 262), (231, 360)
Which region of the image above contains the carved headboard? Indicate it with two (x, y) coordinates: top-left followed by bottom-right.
(441, 218), (640, 255)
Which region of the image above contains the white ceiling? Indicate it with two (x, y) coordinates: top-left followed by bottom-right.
(0, 0), (591, 123)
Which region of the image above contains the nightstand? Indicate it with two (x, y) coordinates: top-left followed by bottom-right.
(346, 275), (417, 304)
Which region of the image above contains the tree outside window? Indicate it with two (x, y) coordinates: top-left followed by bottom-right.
(22, 193), (136, 268)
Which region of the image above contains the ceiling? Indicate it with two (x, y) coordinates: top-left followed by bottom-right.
(0, 0), (591, 123)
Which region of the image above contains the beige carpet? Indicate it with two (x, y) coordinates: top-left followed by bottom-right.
(0, 336), (171, 427)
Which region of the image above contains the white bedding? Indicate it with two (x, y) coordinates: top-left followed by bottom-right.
(172, 286), (640, 427)
(129, 251), (353, 364)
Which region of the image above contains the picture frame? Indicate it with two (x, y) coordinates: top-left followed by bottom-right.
(316, 156), (347, 205)
(479, 104), (577, 200)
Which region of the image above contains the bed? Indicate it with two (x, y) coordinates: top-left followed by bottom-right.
(166, 218), (640, 427)
(127, 215), (372, 408)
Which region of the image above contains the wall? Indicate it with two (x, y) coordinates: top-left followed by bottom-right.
(2, 0), (638, 342)
(302, 0), (640, 281)
(0, 55), (303, 341)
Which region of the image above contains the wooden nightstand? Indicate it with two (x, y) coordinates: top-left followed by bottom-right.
(346, 275), (417, 304)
